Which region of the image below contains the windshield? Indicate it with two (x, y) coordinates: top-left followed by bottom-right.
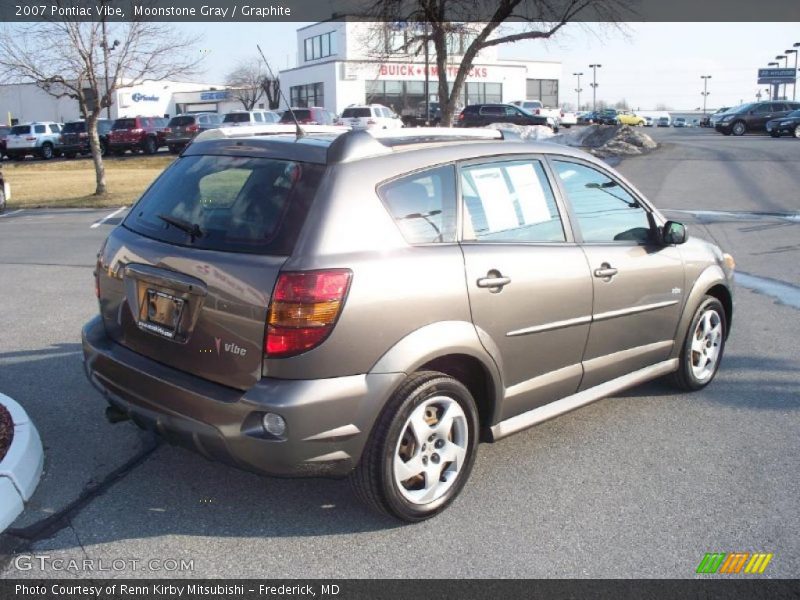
(785, 109), (800, 118)
(280, 109), (310, 122)
(123, 155), (325, 255)
(62, 122), (86, 134)
(728, 103), (754, 114)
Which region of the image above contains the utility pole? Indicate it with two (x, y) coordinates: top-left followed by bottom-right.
(589, 64), (601, 112)
(700, 75), (712, 115)
(101, 0), (111, 119)
(776, 55), (788, 99)
(573, 72), (583, 111)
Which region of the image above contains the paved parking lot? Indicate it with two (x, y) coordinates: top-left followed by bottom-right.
(0, 127), (798, 578)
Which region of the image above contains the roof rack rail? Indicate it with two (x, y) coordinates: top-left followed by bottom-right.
(194, 124), (349, 142)
(327, 127), (520, 164)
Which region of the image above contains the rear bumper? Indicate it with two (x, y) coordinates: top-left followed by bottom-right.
(165, 136), (192, 146)
(82, 316), (403, 478)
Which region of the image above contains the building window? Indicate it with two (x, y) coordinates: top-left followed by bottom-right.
(384, 26), (476, 57)
(304, 31), (336, 62)
(290, 82), (325, 108)
(526, 79), (559, 108)
(366, 80), (502, 115)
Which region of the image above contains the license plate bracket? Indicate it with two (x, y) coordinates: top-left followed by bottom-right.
(138, 289), (185, 339)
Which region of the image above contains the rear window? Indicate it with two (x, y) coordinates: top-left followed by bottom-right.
(281, 109), (310, 122)
(168, 116), (192, 127)
(342, 108), (371, 118)
(223, 113), (251, 123)
(62, 122), (87, 134)
(123, 155), (325, 255)
(113, 119), (136, 130)
(10, 125), (30, 135)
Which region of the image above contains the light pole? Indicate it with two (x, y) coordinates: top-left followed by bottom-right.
(700, 75), (712, 115)
(776, 55), (788, 99)
(589, 64), (601, 112)
(768, 62), (780, 99)
(788, 45), (799, 101)
(573, 72), (583, 111)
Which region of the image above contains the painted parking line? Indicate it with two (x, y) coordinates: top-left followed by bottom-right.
(90, 206), (127, 229)
(0, 209), (24, 219)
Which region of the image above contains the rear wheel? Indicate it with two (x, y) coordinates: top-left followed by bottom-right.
(39, 143), (54, 160)
(794, 125), (800, 139)
(0, 187), (5, 213)
(669, 296), (726, 391)
(731, 121), (746, 136)
(770, 131), (780, 138)
(143, 137), (157, 155)
(64, 151), (77, 159)
(350, 371), (479, 522)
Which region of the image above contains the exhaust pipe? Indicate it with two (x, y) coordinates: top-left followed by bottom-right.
(105, 404), (130, 424)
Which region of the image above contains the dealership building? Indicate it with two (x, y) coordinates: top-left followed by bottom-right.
(0, 22), (562, 124)
(278, 21), (562, 116)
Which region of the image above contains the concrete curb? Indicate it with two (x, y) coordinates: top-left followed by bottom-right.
(0, 392), (44, 532)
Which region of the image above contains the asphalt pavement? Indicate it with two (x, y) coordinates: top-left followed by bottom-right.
(0, 126), (798, 578)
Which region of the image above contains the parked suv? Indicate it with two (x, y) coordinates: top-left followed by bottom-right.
(83, 126), (734, 521)
(0, 126), (11, 158)
(279, 107), (334, 126)
(5, 122), (62, 160)
(715, 101), (800, 136)
(337, 104), (403, 130)
(222, 110), (280, 126)
(164, 113), (222, 153)
(108, 116), (167, 155)
(457, 104), (555, 130)
(60, 119), (113, 158)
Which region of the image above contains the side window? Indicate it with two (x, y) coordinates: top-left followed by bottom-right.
(49, 124), (60, 133)
(378, 165), (457, 244)
(770, 102), (787, 112)
(460, 160), (565, 243)
(552, 160), (653, 243)
(480, 106), (501, 116)
(34, 125), (46, 133)
(754, 104), (771, 114)
(253, 112), (263, 123)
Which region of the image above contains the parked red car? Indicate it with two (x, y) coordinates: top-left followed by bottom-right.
(278, 107), (333, 125)
(108, 116), (168, 155)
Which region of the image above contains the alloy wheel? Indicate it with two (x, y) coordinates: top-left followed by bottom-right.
(690, 309), (723, 382)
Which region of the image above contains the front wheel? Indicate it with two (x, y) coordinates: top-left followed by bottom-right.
(770, 131), (780, 138)
(350, 371), (479, 522)
(794, 124), (800, 139)
(669, 296), (727, 391)
(731, 121), (746, 136)
(143, 137), (157, 155)
(40, 143), (54, 160)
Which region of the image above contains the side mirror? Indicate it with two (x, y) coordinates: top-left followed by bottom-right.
(663, 221), (687, 245)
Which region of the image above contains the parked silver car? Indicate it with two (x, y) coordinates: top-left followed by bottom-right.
(83, 126), (734, 521)
(5, 122), (62, 160)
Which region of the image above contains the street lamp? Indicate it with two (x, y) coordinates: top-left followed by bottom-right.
(787, 47), (799, 101)
(776, 55), (788, 99)
(768, 62), (779, 100)
(700, 75), (712, 115)
(573, 72), (583, 111)
(589, 64), (601, 112)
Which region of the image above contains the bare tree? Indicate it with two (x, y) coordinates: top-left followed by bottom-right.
(0, 17), (201, 196)
(261, 77), (281, 110)
(361, 0), (633, 125)
(225, 60), (266, 110)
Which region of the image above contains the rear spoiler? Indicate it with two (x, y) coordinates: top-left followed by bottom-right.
(195, 124), (350, 142)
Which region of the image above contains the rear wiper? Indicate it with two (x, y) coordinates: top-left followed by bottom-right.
(157, 214), (203, 241)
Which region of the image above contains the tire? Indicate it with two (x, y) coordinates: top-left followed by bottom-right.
(143, 137), (157, 155)
(770, 131), (780, 138)
(669, 296), (727, 391)
(40, 143), (54, 160)
(0, 187), (5, 213)
(350, 371), (479, 522)
(731, 121), (746, 136)
(100, 142), (108, 157)
(64, 151), (77, 159)
(11, 154), (24, 161)
(113, 149), (125, 156)
(794, 125), (800, 139)
(168, 145), (180, 154)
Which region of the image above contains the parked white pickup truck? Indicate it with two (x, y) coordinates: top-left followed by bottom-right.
(510, 100), (576, 128)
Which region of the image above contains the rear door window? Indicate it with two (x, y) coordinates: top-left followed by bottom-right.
(460, 160), (565, 243)
(124, 155), (325, 255)
(49, 124), (60, 133)
(377, 165), (457, 244)
(34, 125), (46, 133)
(253, 112), (263, 122)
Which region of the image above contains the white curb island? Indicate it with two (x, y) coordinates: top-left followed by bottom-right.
(0, 392), (44, 532)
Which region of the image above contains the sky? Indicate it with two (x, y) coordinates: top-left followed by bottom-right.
(178, 21), (800, 110)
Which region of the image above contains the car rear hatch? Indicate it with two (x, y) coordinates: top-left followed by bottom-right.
(166, 116), (198, 142)
(110, 118), (139, 144)
(61, 122), (86, 147)
(97, 152), (326, 390)
(341, 107), (372, 129)
(7, 125), (35, 149)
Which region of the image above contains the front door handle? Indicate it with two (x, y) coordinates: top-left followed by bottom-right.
(477, 270), (511, 293)
(594, 263), (618, 280)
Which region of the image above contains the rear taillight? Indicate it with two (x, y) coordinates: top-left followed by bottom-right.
(265, 270), (352, 358)
(25, 136), (36, 141)
(458, 113), (465, 120)
(560, 111), (564, 118)
(186, 124), (198, 132)
(535, 108), (541, 115)
(367, 119), (376, 125)
(130, 128), (144, 134)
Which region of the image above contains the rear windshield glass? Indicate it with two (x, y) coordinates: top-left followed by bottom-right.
(169, 116), (195, 127)
(223, 113), (251, 123)
(62, 122), (87, 133)
(10, 125), (31, 135)
(123, 155), (325, 255)
(342, 108), (371, 118)
(113, 119), (136, 130)
(280, 109), (310, 122)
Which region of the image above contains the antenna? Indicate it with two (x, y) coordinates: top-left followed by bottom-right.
(256, 44), (304, 139)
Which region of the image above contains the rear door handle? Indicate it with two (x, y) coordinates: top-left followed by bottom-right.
(593, 263), (618, 279)
(477, 271), (511, 292)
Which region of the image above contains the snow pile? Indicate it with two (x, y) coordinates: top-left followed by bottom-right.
(484, 123), (657, 158)
(485, 122), (556, 141)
